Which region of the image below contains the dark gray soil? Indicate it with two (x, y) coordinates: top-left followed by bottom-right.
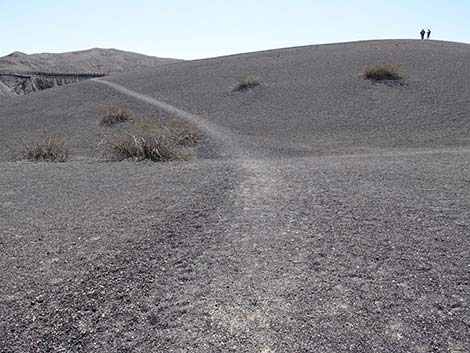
(1, 40), (469, 352)
(0, 81), (216, 162)
(108, 40), (470, 157)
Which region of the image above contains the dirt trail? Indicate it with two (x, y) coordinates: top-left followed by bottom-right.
(206, 158), (315, 352)
(96, 79), (307, 351)
(92, 79), (470, 352)
(96, 80), (243, 159)
(1, 77), (468, 352)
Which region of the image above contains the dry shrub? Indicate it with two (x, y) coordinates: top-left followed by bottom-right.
(233, 75), (261, 92)
(172, 126), (201, 146)
(99, 104), (132, 126)
(362, 64), (403, 82)
(99, 124), (188, 162)
(175, 131), (200, 146)
(16, 135), (69, 162)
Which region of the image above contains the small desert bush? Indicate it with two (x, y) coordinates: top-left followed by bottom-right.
(133, 121), (201, 146)
(99, 104), (131, 126)
(99, 124), (187, 162)
(172, 126), (201, 146)
(15, 135), (69, 162)
(362, 64), (403, 82)
(233, 75), (261, 92)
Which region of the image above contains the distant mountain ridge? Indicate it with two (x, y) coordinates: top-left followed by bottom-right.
(0, 48), (181, 74)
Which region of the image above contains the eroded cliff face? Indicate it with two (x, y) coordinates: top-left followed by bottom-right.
(0, 73), (104, 96)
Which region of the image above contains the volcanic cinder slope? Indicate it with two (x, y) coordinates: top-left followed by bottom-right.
(0, 48), (181, 73)
(1, 40), (469, 352)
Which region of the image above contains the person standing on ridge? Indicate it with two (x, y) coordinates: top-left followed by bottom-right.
(427, 29), (431, 39)
(420, 29), (426, 40)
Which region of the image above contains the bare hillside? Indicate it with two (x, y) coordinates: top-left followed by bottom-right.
(0, 48), (181, 74)
(108, 39), (470, 155)
(1, 40), (469, 352)
(2, 40), (470, 160)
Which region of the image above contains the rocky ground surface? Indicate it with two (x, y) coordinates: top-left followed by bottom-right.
(1, 151), (469, 352)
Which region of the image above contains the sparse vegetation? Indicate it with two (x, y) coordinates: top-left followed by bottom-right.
(99, 123), (190, 162)
(99, 104), (132, 126)
(362, 64), (403, 83)
(15, 135), (69, 162)
(98, 104), (201, 162)
(233, 75), (261, 91)
(173, 126), (201, 146)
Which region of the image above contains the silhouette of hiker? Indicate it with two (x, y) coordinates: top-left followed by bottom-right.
(420, 29), (426, 40)
(427, 29), (431, 39)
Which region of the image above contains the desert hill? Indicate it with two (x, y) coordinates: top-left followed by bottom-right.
(0, 48), (181, 74)
(2, 39), (469, 160)
(1, 40), (470, 352)
(107, 39), (470, 155)
(0, 48), (181, 96)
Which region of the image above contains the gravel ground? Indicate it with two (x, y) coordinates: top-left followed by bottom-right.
(1, 152), (469, 352)
(1, 40), (470, 352)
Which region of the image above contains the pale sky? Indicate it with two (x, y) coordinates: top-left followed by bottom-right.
(1, 0), (469, 59)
